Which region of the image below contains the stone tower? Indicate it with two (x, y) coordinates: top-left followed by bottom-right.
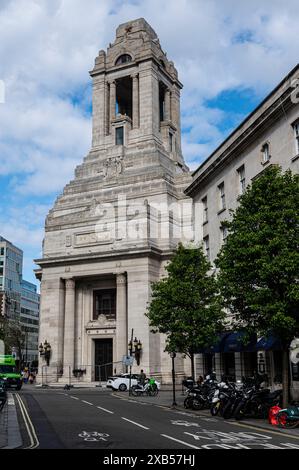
(36, 18), (192, 382)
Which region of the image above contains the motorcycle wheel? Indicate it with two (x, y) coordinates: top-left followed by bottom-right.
(222, 402), (234, 419)
(131, 386), (140, 397)
(234, 402), (246, 421)
(210, 402), (220, 416)
(191, 398), (205, 410)
(277, 412), (299, 429)
(184, 397), (191, 409)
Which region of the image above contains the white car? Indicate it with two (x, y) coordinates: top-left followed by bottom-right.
(106, 373), (160, 392)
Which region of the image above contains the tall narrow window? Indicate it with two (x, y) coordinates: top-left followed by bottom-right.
(218, 182), (226, 211)
(203, 235), (210, 260)
(202, 196), (208, 223)
(237, 165), (246, 195)
(115, 126), (124, 145)
(169, 132), (173, 152)
(261, 142), (270, 164)
(293, 121), (299, 156)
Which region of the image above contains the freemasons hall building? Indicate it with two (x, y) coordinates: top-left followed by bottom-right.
(35, 19), (192, 382)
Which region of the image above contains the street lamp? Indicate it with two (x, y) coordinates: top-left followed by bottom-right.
(170, 351), (177, 408)
(39, 340), (52, 367)
(128, 337), (143, 366)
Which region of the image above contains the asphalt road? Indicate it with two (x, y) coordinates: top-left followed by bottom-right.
(13, 387), (299, 450)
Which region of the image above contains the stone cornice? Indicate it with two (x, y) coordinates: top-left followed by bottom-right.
(35, 246), (174, 270)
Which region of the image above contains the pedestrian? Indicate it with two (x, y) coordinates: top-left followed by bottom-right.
(196, 375), (204, 386)
(23, 368), (29, 384)
(29, 372), (35, 385)
(139, 369), (146, 385)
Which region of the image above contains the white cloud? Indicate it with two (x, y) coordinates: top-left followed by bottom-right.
(0, 0), (298, 281)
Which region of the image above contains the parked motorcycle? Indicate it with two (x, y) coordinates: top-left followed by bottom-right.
(210, 381), (232, 416)
(131, 380), (159, 397)
(184, 379), (218, 411)
(234, 386), (282, 420)
(277, 403), (299, 429)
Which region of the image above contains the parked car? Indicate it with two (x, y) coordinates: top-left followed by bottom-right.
(106, 373), (160, 392)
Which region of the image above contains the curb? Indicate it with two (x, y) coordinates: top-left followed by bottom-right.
(1, 394), (22, 449)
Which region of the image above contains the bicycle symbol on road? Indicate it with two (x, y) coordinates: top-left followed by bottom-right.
(78, 431), (110, 442)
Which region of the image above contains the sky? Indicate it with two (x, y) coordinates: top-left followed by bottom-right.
(0, 0), (298, 287)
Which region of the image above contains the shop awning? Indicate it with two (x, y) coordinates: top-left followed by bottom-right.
(196, 332), (231, 354)
(255, 335), (282, 351)
(223, 331), (257, 353)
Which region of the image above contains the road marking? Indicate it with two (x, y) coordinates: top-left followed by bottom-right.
(96, 406), (114, 414)
(161, 434), (200, 449)
(15, 393), (39, 449)
(121, 417), (149, 430)
(82, 400), (93, 406)
(230, 421), (299, 441)
(70, 396), (79, 400)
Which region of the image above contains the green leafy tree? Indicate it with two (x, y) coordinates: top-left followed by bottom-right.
(216, 166), (299, 405)
(146, 244), (225, 379)
(1, 318), (25, 369)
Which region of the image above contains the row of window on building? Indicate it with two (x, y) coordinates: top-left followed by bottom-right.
(201, 122), (299, 261)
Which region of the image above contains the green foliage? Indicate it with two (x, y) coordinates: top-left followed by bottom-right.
(216, 166), (299, 347)
(146, 244), (225, 357)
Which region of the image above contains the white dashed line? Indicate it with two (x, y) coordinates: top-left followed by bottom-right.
(70, 396), (79, 400)
(81, 400), (93, 406)
(96, 406), (114, 414)
(121, 417), (149, 430)
(161, 434), (200, 449)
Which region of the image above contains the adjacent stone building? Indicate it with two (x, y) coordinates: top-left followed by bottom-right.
(185, 64), (299, 397)
(35, 19), (192, 382)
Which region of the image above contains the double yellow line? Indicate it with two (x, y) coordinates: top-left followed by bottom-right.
(15, 393), (39, 449)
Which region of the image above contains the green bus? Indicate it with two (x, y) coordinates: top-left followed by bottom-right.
(0, 355), (23, 390)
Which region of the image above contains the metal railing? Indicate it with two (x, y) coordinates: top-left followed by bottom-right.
(40, 362), (125, 386)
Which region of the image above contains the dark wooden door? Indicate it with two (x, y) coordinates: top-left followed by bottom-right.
(94, 339), (113, 381)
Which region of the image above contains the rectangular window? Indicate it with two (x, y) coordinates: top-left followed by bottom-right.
(203, 235), (210, 260)
(169, 132), (173, 152)
(237, 165), (246, 195)
(218, 182), (226, 211)
(202, 196), (208, 223)
(93, 289), (116, 320)
(294, 122), (299, 155)
(261, 142), (270, 164)
(115, 126), (124, 146)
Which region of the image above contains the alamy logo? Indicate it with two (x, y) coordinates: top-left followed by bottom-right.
(0, 80), (5, 104)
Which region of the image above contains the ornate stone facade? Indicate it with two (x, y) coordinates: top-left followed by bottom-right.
(35, 18), (192, 382)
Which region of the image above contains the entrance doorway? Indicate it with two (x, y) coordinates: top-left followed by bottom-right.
(94, 339), (113, 381)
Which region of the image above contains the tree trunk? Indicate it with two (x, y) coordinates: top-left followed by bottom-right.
(190, 353), (195, 381)
(282, 348), (289, 408)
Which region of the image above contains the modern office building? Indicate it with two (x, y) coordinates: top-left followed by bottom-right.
(0, 236), (23, 320)
(20, 280), (40, 365)
(0, 236), (40, 365)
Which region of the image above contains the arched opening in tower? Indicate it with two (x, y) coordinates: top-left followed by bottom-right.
(116, 76), (133, 119)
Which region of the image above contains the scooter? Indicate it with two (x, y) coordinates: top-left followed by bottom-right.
(277, 403), (299, 429)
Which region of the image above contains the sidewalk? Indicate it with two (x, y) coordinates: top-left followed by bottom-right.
(116, 389), (299, 437)
(0, 393), (23, 449)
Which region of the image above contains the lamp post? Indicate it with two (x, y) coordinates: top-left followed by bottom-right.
(170, 351), (177, 408)
(39, 340), (52, 367)
(128, 333), (143, 395)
